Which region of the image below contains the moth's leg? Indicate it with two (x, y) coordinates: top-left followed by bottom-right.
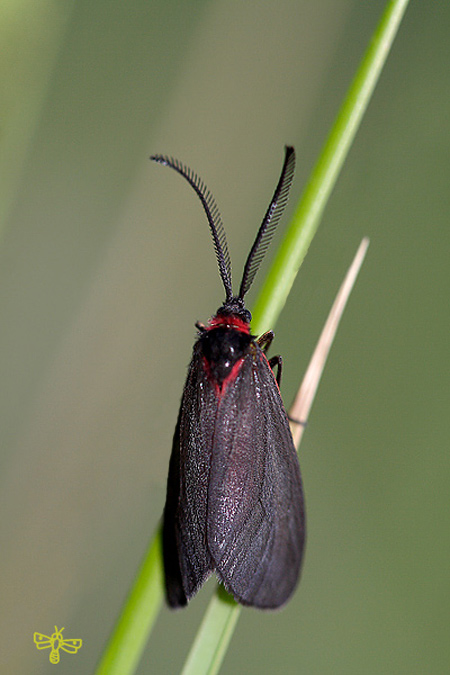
(257, 330), (274, 353)
(268, 355), (282, 387)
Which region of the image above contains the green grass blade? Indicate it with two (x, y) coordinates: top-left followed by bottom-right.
(94, 526), (164, 675)
(181, 588), (241, 675)
(251, 0), (410, 335)
(180, 2), (409, 674)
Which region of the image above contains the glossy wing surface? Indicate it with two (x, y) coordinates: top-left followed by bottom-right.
(207, 343), (305, 608)
(163, 343), (216, 606)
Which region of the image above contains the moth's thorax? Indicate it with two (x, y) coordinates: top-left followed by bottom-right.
(200, 315), (253, 386)
(207, 312), (251, 333)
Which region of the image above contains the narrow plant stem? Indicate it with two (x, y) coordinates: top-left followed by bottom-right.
(290, 237), (369, 448)
(251, 0), (410, 335)
(94, 528), (164, 675)
(181, 589), (241, 675)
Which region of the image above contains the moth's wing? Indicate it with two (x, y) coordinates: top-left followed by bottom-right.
(163, 344), (216, 607)
(207, 344), (305, 609)
(60, 639), (82, 653)
(162, 409), (187, 607)
(33, 633), (52, 649)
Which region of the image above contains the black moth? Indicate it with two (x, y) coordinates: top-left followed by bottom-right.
(151, 146), (305, 609)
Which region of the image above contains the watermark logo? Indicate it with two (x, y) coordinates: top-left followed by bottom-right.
(34, 626), (82, 664)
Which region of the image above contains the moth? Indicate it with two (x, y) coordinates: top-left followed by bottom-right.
(152, 146), (305, 609)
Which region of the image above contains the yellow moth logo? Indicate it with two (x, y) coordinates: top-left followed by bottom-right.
(34, 626), (82, 664)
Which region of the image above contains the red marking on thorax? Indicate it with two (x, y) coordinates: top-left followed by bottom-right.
(207, 314), (250, 333)
(221, 357), (245, 394)
(202, 355), (245, 398)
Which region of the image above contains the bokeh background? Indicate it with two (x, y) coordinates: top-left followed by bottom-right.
(1, 2), (449, 673)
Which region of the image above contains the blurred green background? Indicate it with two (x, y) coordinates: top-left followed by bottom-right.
(1, 2), (449, 673)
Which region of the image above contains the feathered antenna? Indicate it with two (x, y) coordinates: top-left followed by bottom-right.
(151, 154), (233, 301)
(238, 146), (296, 300)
